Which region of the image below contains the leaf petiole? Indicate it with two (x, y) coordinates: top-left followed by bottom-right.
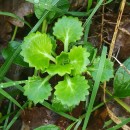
(0, 80), (29, 88)
(40, 51), (56, 63)
(42, 19), (47, 33)
(64, 32), (69, 52)
(44, 53), (56, 63)
(42, 75), (52, 84)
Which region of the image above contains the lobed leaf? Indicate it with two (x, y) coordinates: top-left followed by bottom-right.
(114, 58), (130, 97)
(53, 16), (83, 44)
(24, 76), (52, 104)
(69, 46), (90, 75)
(55, 75), (89, 106)
(21, 32), (54, 71)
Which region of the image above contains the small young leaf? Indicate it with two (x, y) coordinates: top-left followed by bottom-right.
(47, 64), (72, 76)
(34, 124), (60, 130)
(55, 75), (89, 106)
(91, 57), (114, 82)
(24, 76), (52, 104)
(53, 16), (83, 44)
(21, 32), (54, 71)
(56, 52), (69, 65)
(69, 46), (90, 75)
(114, 58), (130, 97)
(47, 52), (72, 76)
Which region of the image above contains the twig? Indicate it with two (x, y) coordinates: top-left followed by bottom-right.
(112, 56), (130, 75)
(103, 40), (111, 45)
(119, 27), (130, 35)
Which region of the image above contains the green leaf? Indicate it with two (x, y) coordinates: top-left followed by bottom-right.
(34, 0), (54, 19)
(47, 64), (72, 76)
(2, 41), (28, 67)
(91, 57), (114, 82)
(21, 32), (55, 71)
(55, 75), (89, 106)
(47, 52), (72, 76)
(56, 0), (69, 12)
(24, 76), (52, 104)
(69, 46), (90, 75)
(114, 58), (130, 97)
(53, 16), (83, 46)
(28, 0), (70, 22)
(34, 124), (60, 130)
(48, 0), (70, 23)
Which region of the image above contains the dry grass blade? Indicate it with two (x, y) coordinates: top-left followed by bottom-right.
(107, 108), (130, 130)
(108, 0), (126, 59)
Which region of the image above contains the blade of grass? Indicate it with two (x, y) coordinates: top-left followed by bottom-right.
(0, 111), (16, 124)
(42, 101), (78, 122)
(0, 45), (21, 82)
(0, 79), (28, 89)
(67, 11), (92, 16)
(107, 118), (130, 130)
(103, 119), (113, 129)
(83, 0), (103, 28)
(104, 0), (113, 5)
(0, 11), (31, 28)
(74, 119), (82, 130)
(82, 46), (107, 130)
(49, 6), (92, 16)
(102, 86), (130, 113)
(29, 10), (49, 34)
(4, 77), (24, 92)
(3, 101), (12, 129)
(66, 122), (77, 130)
(0, 88), (22, 109)
(87, 0), (93, 11)
(11, 26), (18, 41)
(84, 20), (92, 43)
(5, 102), (28, 130)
